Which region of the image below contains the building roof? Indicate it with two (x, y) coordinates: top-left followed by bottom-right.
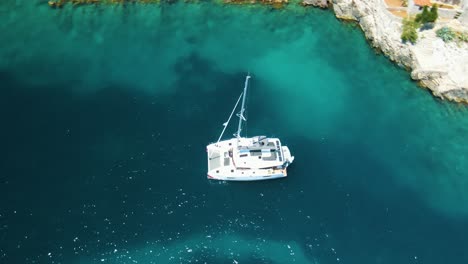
(414, 0), (431, 6)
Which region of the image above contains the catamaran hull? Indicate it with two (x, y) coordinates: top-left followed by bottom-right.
(207, 166), (290, 181)
(207, 173), (286, 181)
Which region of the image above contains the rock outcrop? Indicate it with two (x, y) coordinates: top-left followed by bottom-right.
(327, 0), (468, 103)
(301, 0), (328, 8)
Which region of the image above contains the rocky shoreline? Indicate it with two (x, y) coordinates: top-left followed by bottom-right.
(304, 0), (468, 103)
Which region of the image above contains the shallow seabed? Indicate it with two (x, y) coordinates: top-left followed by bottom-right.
(1, 1), (468, 263)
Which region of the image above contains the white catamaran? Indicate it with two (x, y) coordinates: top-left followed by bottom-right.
(206, 74), (294, 181)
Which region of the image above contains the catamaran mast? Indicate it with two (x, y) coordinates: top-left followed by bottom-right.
(216, 92), (243, 144)
(236, 74), (250, 139)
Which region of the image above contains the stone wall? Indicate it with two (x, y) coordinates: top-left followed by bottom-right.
(438, 8), (461, 19)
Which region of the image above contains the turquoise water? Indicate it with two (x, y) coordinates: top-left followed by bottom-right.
(1, 1), (468, 263)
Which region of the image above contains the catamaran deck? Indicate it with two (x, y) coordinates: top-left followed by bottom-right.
(207, 137), (286, 172)
(207, 137), (292, 181)
(207, 149), (224, 171)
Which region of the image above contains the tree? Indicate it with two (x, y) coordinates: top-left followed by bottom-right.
(428, 4), (438, 23)
(415, 6), (430, 23)
(416, 4), (438, 24)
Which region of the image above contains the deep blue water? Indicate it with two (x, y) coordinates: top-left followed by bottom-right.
(1, 1), (468, 264)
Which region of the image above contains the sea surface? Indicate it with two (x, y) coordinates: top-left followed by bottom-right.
(1, 1), (468, 263)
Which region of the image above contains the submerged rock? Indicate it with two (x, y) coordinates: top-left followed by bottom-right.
(45, 0), (467, 102)
(48, 0), (66, 8)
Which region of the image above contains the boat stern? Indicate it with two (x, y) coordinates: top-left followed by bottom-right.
(282, 146), (294, 165)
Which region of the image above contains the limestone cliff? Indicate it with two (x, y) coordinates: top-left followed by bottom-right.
(326, 0), (468, 103)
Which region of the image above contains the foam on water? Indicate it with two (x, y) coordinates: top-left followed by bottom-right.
(77, 233), (321, 264)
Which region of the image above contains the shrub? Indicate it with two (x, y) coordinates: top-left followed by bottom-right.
(401, 18), (419, 44)
(458, 32), (468, 43)
(436, 27), (456, 42)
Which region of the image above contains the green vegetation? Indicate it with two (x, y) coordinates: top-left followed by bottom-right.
(401, 18), (419, 44)
(458, 32), (468, 43)
(401, 0), (408, 7)
(435, 27), (468, 43)
(436, 27), (456, 42)
(415, 4), (438, 24)
(430, 4), (438, 22)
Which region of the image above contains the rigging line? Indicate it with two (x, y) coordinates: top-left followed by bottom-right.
(209, 92), (244, 159)
(216, 91), (244, 144)
(236, 74), (251, 139)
